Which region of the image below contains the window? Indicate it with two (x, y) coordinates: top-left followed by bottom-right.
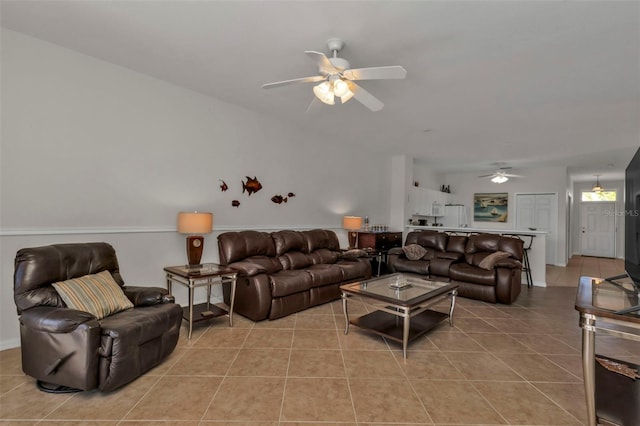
(581, 191), (617, 202)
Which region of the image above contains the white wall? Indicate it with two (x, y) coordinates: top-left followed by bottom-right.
(412, 160), (445, 191)
(0, 29), (391, 348)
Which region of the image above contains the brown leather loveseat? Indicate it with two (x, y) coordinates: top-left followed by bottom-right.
(14, 243), (182, 392)
(218, 229), (372, 321)
(388, 231), (524, 304)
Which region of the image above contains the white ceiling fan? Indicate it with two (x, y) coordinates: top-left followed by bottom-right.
(478, 165), (524, 184)
(262, 38), (407, 112)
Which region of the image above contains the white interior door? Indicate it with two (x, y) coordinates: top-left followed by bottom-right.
(580, 202), (615, 257)
(516, 193), (557, 264)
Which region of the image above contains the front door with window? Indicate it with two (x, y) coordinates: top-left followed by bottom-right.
(580, 201), (616, 258)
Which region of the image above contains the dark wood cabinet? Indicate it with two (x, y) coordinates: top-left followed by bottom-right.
(357, 232), (402, 251)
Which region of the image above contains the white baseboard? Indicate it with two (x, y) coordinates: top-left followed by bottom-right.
(0, 339), (20, 351)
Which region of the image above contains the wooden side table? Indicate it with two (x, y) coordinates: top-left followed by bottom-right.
(164, 263), (238, 339)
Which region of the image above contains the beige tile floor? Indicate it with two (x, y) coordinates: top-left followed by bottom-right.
(1, 256), (638, 425)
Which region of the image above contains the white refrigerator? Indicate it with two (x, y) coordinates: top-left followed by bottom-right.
(442, 205), (469, 228)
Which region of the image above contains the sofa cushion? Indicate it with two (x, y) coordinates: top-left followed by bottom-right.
(279, 252), (313, 270)
(305, 264), (344, 287)
(403, 244), (428, 261)
(52, 271), (133, 320)
(272, 230), (307, 256)
(450, 263), (496, 286)
(478, 251), (511, 270)
(446, 235), (468, 254)
(336, 260), (370, 281)
(393, 258), (430, 275)
(218, 231), (276, 264)
(269, 270), (313, 297)
(406, 231), (448, 252)
(310, 248), (339, 264)
(466, 233), (501, 254)
(302, 229), (341, 252)
(499, 236), (524, 261)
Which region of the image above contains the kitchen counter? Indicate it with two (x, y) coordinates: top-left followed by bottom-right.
(405, 225), (547, 287)
(406, 225), (547, 235)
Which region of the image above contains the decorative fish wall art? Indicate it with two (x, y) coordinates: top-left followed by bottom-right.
(271, 192), (297, 204)
(218, 175), (296, 208)
(242, 176), (262, 196)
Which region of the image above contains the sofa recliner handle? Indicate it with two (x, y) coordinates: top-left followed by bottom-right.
(43, 352), (75, 376)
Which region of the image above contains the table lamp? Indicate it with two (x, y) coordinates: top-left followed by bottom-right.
(177, 211), (213, 267)
(343, 216), (363, 249)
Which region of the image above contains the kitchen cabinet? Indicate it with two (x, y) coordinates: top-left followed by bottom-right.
(410, 187), (450, 216)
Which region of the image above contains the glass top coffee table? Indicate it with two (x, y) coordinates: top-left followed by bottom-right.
(341, 273), (458, 358)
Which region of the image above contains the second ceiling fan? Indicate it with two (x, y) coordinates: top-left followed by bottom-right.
(262, 38), (407, 111)
(478, 166), (524, 184)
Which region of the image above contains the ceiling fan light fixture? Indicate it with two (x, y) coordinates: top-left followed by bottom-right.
(333, 78), (349, 97)
(491, 175), (508, 184)
(592, 175), (604, 192)
(313, 81), (335, 105)
(340, 89), (354, 104)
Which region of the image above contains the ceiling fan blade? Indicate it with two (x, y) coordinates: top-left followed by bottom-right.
(477, 174), (495, 178)
(305, 97), (322, 113)
(346, 81), (384, 112)
(305, 51), (338, 75)
(343, 65), (407, 81)
(503, 174), (524, 178)
(262, 75), (326, 89)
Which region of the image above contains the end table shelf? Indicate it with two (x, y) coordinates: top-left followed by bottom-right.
(186, 303), (228, 323)
(164, 263), (238, 339)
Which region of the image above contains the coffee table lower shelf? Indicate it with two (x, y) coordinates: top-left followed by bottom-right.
(350, 309), (449, 344)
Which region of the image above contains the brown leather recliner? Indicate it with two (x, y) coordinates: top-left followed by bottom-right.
(13, 243), (182, 392)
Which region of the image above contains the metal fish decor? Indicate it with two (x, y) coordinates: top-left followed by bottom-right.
(242, 176), (262, 196)
(219, 180), (228, 192)
(271, 194), (288, 204)
(271, 192), (296, 204)
(231, 200), (240, 207)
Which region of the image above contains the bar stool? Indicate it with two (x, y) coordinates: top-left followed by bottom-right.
(520, 235), (534, 288)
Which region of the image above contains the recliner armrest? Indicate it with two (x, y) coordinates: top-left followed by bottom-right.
(495, 259), (523, 269)
(228, 261), (267, 277)
(20, 306), (98, 333)
(387, 247), (404, 256)
(124, 286), (171, 306)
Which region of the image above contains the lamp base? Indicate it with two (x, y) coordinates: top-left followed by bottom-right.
(348, 231), (358, 249)
(186, 235), (204, 266)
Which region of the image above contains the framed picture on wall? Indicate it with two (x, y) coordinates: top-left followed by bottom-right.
(474, 193), (508, 222)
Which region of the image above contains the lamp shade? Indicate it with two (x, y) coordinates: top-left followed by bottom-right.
(343, 216), (363, 230)
(177, 212), (213, 234)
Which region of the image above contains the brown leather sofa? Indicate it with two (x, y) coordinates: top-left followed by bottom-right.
(14, 243), (182, 392)
(388, 231), (524, 304)
(218, 229), (372, 321)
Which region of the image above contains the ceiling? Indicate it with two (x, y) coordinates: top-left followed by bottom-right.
(2, 1), (639, 182)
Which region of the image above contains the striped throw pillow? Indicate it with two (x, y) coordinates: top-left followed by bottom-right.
(52, 270), (133, 320)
